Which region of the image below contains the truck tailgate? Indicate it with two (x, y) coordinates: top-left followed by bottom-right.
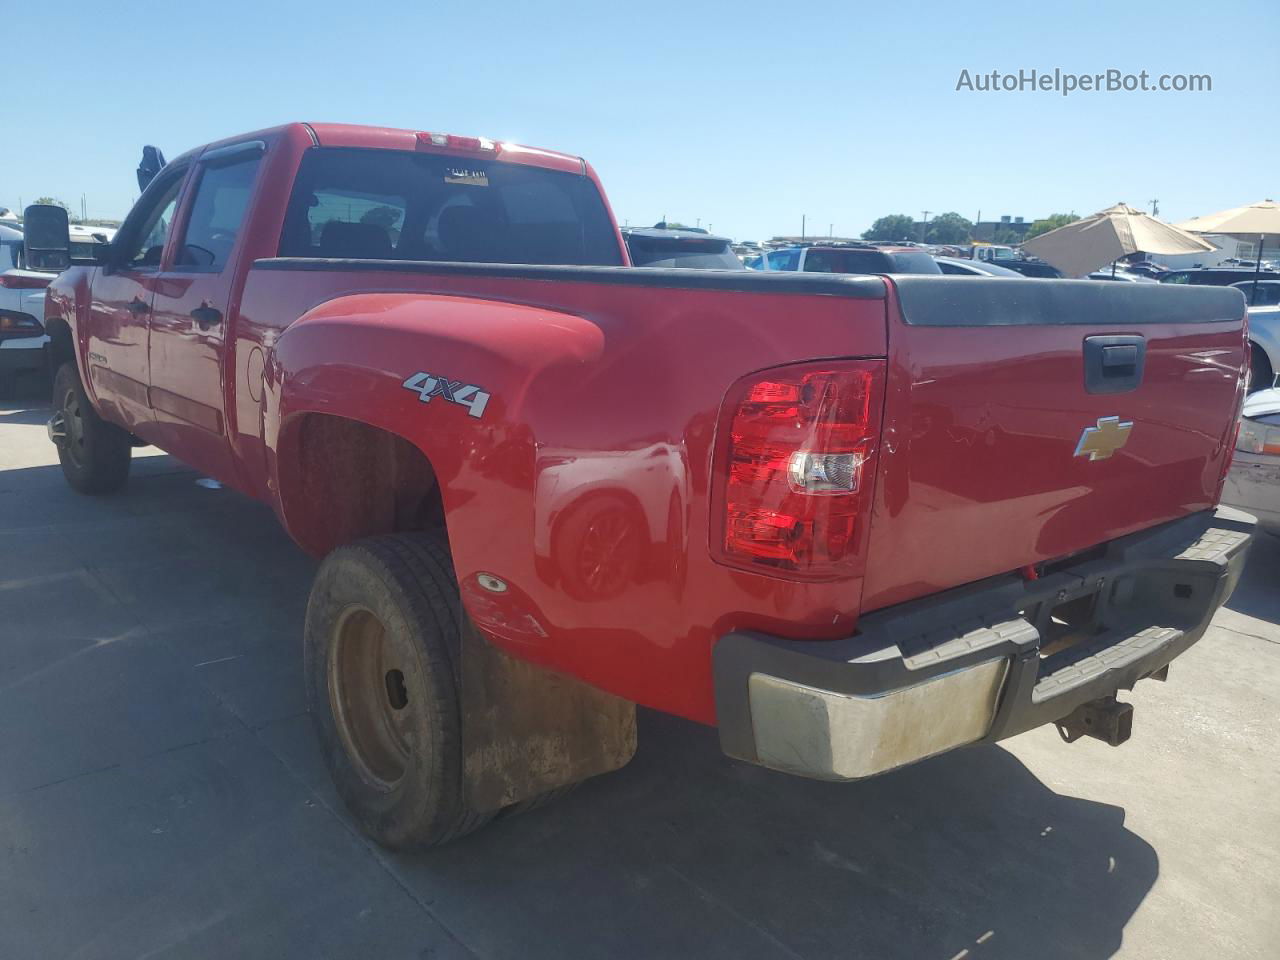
(861, 278), (1247, 611)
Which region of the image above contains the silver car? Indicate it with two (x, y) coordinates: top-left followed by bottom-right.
(1232, 280), (1280, 393)
(1223, 388), (1280, 535)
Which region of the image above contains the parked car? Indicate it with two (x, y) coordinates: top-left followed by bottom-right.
(1087, 269), (1158, 283)
(622, 227), (743, 269)
(1161, 267), (1280, 286)
(1234, 282), (1280, 392)
(1223, 388), (1280, 535)
(934, 256), (1024, 277)
(1124, 260), (1169, 278)
(755, 242), (941, 274)
(993, 259), (1064, 279)
(1231, 279), (1280, 308)
(0, 220), (118, 394)
(35, 123), (1254, 851)
(0, 223), (56, 394)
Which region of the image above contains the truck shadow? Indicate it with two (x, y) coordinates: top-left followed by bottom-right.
(400, 711), (1157, 960)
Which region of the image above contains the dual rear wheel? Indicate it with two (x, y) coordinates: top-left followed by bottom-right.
(304, 533), (576, 849)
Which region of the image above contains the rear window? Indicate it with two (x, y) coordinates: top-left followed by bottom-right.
(1234, 282), (1280, 306)
(624, 235), (741, 270)
(803, 249), (941, 275)
(278, 147), (623, 266)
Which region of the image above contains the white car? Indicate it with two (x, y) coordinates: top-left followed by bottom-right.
(1223, 388), (1280, 535)
(0, 220), (116, 394)
(1232, 280), (1280, 393)
(0, 223), (55, 394)
(934, 256), (1024, 278)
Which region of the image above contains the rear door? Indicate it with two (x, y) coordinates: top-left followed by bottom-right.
(83, 163), (188, 435)
(861, 277), (1247, 611)
(147, 141), (265, 482)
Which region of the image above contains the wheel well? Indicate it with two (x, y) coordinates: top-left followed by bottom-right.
(277, 414), (444, 556)
(45, 316), (74, 371)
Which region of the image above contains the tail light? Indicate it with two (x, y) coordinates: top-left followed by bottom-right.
(712, 360), (886, 578)
(0, 274), (52, 289)
(0, 310), (44, 340)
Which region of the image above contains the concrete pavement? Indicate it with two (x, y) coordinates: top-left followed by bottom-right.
(1, 389), (1277, 960)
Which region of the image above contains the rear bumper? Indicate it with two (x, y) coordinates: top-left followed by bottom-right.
(0, 334), (48, 377)
(714, 506), (1255, 781)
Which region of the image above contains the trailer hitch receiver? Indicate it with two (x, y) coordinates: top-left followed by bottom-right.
(1055, 696), (1134, 747)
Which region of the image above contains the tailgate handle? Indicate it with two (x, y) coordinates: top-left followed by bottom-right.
(1084, 335), (1145, 394)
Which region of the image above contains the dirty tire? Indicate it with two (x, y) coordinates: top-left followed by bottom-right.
(1249, 343), (1273, 394)
(51, 362), (131, 494)
(304, 534), (494, 849)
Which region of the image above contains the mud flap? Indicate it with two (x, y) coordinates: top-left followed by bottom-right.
(460, 622), (637, 813)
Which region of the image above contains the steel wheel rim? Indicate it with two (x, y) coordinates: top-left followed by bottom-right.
(328, 605), (414, 790)
(59, 387), (87, 468)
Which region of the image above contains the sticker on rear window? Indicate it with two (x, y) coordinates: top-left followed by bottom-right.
(444, 167), (488, 187)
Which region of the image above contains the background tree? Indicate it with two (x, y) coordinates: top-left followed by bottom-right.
(925, 212), (973, 245)
(991, 227), (1023, 244)
(32, 196), (70, 211)
(861, 214), (916, 241)
(1023, 213), (1077, 241)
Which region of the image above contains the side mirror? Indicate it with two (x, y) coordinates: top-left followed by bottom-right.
(136, 145), (167, 193)
(22, 204), (71, 272)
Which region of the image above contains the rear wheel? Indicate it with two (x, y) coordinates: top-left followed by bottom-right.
(304, 534), (494, 848)
(49, 362), (131, 494)
(1249, 343), (1274, 394)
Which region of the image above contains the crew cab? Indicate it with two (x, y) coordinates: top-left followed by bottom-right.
(34, 122), (1255, 849)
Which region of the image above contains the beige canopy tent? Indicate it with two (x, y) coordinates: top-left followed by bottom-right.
(1176, 199), (1280, 237)
(1175, 200), (1280, 298)
(1021, 203), (1215, 278)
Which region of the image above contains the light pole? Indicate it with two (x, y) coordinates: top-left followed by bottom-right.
(920, 211), (932, 243)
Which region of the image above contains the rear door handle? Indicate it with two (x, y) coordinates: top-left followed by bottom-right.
(190, 304), (223, 331)
(127, 297), (149, 316)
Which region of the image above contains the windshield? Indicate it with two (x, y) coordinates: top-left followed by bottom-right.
(279, 147), (623, 265)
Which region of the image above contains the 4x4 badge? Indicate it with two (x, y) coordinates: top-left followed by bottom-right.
(1074, 416), (1133, 461)
(402, 372), (491, 419)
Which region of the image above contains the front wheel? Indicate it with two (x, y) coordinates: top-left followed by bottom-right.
(49, 362), (131, 494)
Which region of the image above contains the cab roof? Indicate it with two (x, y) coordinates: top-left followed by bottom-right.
(195, 122), (587, 176)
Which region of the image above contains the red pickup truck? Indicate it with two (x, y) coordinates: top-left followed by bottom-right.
(33, 122), (1255, 848)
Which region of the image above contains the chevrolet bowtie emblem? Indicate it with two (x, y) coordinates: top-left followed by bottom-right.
(1074, 416), (1134, 461)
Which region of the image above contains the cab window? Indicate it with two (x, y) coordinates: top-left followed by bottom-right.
(120, 170), (186, 269)
(175, 151), (263, 271)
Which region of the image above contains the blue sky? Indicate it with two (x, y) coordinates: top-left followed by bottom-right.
(4, 0), (1277, 240)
